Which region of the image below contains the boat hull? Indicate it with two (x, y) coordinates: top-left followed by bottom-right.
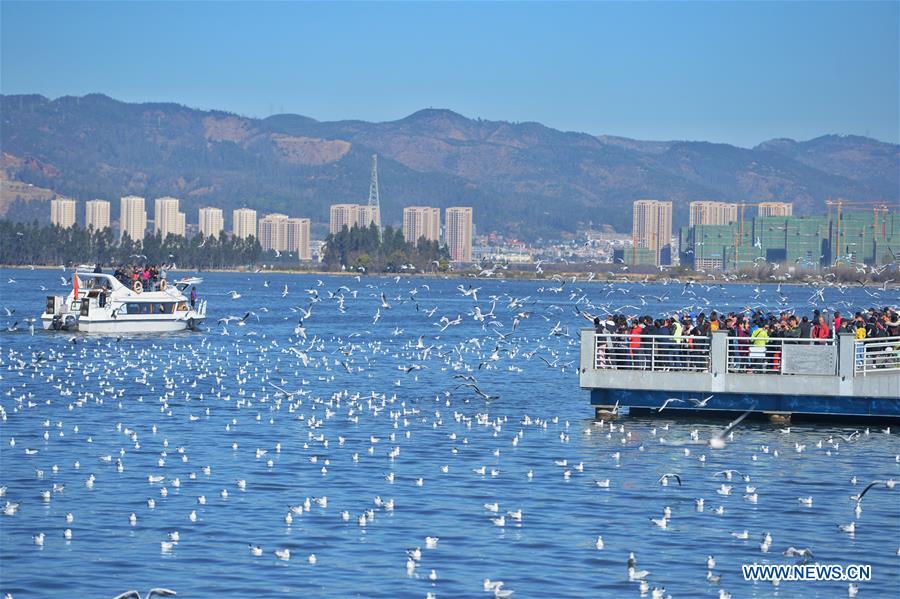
(590, 388), (900, 419)
(76, 316), (203, 334)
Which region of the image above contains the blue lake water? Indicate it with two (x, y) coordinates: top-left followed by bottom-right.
(0, 269), (898, 598)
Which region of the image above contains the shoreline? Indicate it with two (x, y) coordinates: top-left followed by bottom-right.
(2, 263), (898, 288)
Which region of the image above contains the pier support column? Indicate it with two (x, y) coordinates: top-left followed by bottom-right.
(580, 329), (594, 375)
(710, 331), (728, 391)
(838, 332), (855, 380)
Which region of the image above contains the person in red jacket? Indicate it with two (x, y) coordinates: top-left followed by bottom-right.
(812, 315), (831, 344)
(629, 320), (643, 368)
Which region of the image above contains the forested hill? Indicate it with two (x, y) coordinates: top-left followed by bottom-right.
(2, 94), (897, 239)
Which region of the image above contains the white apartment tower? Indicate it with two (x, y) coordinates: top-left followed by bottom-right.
(689, 201), (738, 227)
(154, 197), (184, 238)
(403, 207), (441, 243)
(757, 202), (794, 217)
(287, 217), (312, 261)
(119, 195), (147, 241)
(259, 213), (289, 252)
(198, 207), (224, 238)
(329, 203), (381, 235)
(232, 208), (257, 240)
(50, 198), (77, 228)
(445, 207), (473, 262)
(85, 199), (111, 230)
(259, 213), (311, 259)
(632, 199), (673, 265)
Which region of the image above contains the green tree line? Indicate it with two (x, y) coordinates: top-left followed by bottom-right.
(0, 220), (262, 268)
(323, 223), (450, 272)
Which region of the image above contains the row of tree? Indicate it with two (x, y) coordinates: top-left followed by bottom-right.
(0, 220), (262, 268)
(322, 223), (451, 272)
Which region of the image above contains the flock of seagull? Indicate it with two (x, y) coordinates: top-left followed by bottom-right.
(1, 270), (898, 598)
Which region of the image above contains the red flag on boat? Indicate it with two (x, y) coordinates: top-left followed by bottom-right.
(73, 274), (79, 298)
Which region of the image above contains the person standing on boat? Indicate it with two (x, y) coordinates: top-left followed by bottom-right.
(93, 262), (102, 274)
(190, 286), (198, 308)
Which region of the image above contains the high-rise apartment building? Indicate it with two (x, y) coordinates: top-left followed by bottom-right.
(198, 207), (224, 238)
(689, 201), (738, 227)
(357, 205), (381, 231)
(403, 207), (441, 243)
(232, 208), (257, 240)
(287, 217), (312, 261)
(329, 204), (357, 234)
(259, 214), (287, 252)
(50, 198), (77, 228)
(119, 195), (147, 241)
(329, 203), (381, 235)
(259, 213), (311, 258)
(632, 199), (673, 265)
(154, 197), (183, 238)
(757, 202), (793, 217)
(85, 199), (111, 230)
(445, 207), (473, 262)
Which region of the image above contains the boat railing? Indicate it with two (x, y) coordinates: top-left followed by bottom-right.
(592, 333), (711, 372)
(854, 335), (900, 375)
(726, 336), (836, 375)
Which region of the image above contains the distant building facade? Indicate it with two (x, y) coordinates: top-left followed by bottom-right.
(679, 207), (899, 271)
(85, 199), (111, 231)
(445, 207), (473, 262)
(757, 202), (793, 217)
(198, 207), (224, 238)
(154, 197), (185, 238)
(403, 207), (441, 243)
(689, 201), (738, 227)
(232, 208), (257, 240)
(259, 213), (288, 252)
(119, 195), (147, 241)
(259, 213), (311, 259)
(287, 217), (312, 261)
(50, 198), (77, 229)
(329, 203), (381, 235)
(632, 199), (673, 265)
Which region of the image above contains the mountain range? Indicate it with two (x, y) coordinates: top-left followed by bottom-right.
(1, 93), (897, 240)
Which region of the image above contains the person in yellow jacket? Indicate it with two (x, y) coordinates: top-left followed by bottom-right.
(855, 322), (867, 369)
(751, 324), (769, 346)
(750, 323), (769, 371)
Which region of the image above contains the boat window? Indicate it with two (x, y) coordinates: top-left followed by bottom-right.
(126, 303), (141, 314)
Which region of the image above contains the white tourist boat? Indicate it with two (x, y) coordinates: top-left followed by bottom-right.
(42, 271), (207, 333)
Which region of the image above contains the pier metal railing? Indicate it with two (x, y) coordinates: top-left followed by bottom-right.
(593, 333), (711, 372)
(725, 337), (837, 375)
(854, 336), (900, 375)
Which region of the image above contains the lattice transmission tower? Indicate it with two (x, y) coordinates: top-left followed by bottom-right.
(367, 154), (382, 239)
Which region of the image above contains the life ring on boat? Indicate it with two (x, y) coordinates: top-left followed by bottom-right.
(159, 279), (167, 291)
(133, 280), (143, 294)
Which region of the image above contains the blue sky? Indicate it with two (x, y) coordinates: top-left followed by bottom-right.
(1, 1), (897, 146)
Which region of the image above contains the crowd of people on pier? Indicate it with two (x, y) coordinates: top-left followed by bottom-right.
(592, 306), (900, 373)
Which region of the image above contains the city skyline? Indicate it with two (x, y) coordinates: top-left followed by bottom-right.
(2, 2), (897, 147)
